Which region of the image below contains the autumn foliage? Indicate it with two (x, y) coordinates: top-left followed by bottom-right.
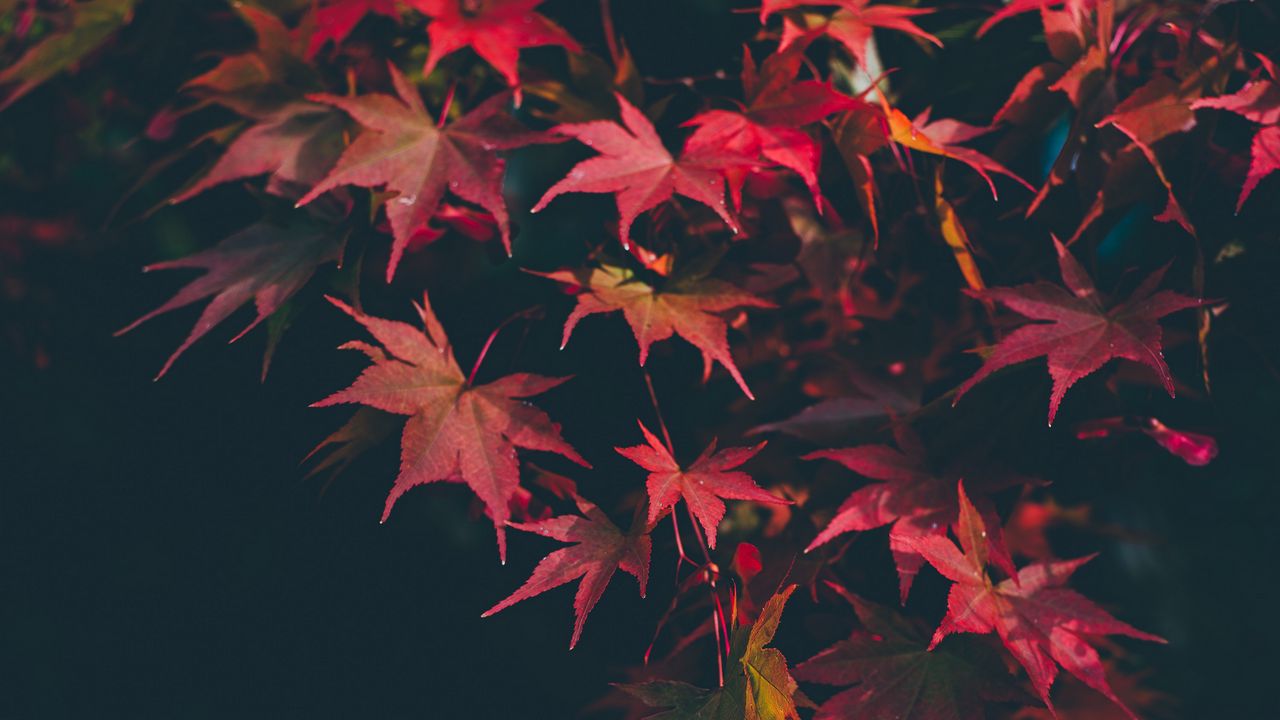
(5, 0), (1279, 717)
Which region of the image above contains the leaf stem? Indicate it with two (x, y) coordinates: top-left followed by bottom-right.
(438, 81), (458, 129)
(711, 583), (731, 658)
(467, 307), (540, 386)
(600, 0), (620, 66)
(642, 369), (676, 456)
(711, 600), (726, 687)
(670, 505), (694, 572)
(642, 369), (726, 684)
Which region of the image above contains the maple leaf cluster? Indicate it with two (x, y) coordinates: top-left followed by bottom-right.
(11, 0), (1271, 715)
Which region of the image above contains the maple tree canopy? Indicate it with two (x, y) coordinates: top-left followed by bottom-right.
(4, 0), (1274, 716)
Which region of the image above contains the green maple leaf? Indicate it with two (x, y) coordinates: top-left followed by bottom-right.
(795, 584), (1019, 720)
(0, 0), (136, 110)
(620, 585), (800, 720)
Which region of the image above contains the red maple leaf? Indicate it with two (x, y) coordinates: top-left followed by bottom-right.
(803, 422), (1021, 602)
(483, 494), (650, 648)
(762, 0), (942, 72)
(1075, 415), (1218, 467)
(118, 217), (347, 378)
(954, 238), (1203, 426)
(904, 482), (1165, 718)
(829, 101), (890, 243)
(885, 105), (1033, 200)
(297, 65), (540, 279)
(172, 102), (346, 203)
(1090, 64), (1230, 240)
(1192, 54), (1280, 212)
(304, 407), (400, 481)
(732, 541), (765, 584)
(976, 0), (1094, 38)
(402, 202), (499, 252)
(684, 43), (855, 209)
(540, 264), (772, 398)
(313, 295), (588, 563)
(169, 6), (344, 203)
(994, 3), (1110, 220)
(307, 0), (399, 58)
(531, 93), (744, 247)
(615, 421), (788, 549)
(406, 0), (580, 97)
(180, 5), (312, 112)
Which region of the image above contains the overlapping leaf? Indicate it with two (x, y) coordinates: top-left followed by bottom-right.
(622, 585), (801, 720)
(118, 216), (347, 378)
(991, 2), (1110, 220)
(684, 43), (854, 209)
(904, 483), (1165, 718)
(298, 66), (541, 279)
(173, 101), (346, 203)
(304, 407), (400, 479)
(181, 5), (317, 116)
(616, 422), (788, 549)
(977, 0), (1091, 38)
(828, 101), (890, 242)
(532, 93), (745, 246)
(804, 422), (1020, 601)
(885, 106), (1033, 200)
(542, 264), (772, 398)
(483, 494), (650, 648)
(0, 0), (135, 110)
(796, 585), (1016, 720)
(762, 1), (941, 73)
(308, 0), (399, 58)
(407, 0), (580, 97)
(1192, 54), (1280, 212)
(313, 295), (588, 562)
(1091, 58), (1232, 240)
(749, 373), (917, 444)
(173, 5), (343, 202)
(953, 238), (1203, 425)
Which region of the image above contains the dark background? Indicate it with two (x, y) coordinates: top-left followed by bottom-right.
(3, 1), (1279, 717)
